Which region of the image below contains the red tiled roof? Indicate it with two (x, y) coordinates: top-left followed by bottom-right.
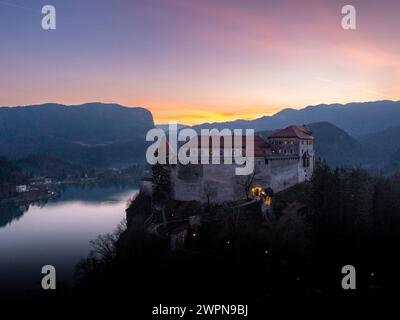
(184, 134), (271, 157)
(268, 125), (313, 140)
(154, 134), (274, 159)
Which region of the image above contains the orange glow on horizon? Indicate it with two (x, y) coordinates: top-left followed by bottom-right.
(154, 111), (275, 126)
(146, 103), (285, 125)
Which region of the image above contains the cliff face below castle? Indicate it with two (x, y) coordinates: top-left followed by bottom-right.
(117, 192), (165, 260)
(125, 192), (152, 229)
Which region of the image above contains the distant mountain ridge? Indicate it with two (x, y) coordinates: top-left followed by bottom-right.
(192, 100), (400, 137)
(0, 103), (155, 167)
(305, 122), (364, 167)
(2, 100), (400, 172)
(358, 125), (400, 170)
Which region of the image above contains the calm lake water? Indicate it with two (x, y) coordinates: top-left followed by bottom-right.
(0, 183), (138, 297)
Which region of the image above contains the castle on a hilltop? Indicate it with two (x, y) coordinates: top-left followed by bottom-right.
(169, 125), (314, 203)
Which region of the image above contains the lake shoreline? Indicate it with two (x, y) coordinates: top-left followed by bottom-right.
(0, 175), (139, 205)
(0, 190), (59, 205)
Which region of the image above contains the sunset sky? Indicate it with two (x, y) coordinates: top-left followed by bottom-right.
(1, 0), (400, 124)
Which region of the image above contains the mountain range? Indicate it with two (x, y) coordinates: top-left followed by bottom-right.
(162, 100), (400, 172)
(0, 100), (400, 172)
(0, 103), (154, 167)
(192, 100), (400, 137)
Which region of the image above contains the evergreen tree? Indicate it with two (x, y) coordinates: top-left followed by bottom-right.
(152, 164), (172, 225)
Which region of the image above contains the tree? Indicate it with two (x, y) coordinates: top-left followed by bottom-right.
(203, 180), (218, 208)
(235, 168), (260, 201)
(0, 156), (26, 199)
(152, 164), (172, 225)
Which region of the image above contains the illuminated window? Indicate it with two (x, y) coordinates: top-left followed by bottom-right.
(251, 187), (263, 198)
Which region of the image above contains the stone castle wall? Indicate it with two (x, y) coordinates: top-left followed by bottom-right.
(170, 136), (314, 203)
(171, 157), (306, 203)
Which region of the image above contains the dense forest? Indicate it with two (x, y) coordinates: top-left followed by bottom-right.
(272, 163), (400, 293)
(0, 156), (26, 200)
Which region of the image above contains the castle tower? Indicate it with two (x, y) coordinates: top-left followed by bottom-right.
(266, 125), (314, 185)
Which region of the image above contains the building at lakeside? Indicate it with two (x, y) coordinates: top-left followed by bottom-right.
(15, 185), (28, 193)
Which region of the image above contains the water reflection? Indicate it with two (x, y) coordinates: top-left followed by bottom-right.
(0, 181), (138, 297)
(0, 203), (29, 228)
(0, 182), (138, 228)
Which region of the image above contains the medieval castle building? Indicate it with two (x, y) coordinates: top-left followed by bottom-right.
(169, 125), (314, 203)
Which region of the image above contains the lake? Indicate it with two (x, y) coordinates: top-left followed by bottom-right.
(0, 183), (138, 297)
